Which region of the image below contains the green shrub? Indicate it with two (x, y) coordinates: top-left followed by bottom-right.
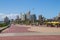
(0, 23), (8, 27)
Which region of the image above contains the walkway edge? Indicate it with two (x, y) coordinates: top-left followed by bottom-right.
(0, 32), (60, 37)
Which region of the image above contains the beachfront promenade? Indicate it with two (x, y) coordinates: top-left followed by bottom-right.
(0, 24), (60, 40)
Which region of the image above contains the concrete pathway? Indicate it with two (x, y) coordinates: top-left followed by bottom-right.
(0, 32), (60, 37)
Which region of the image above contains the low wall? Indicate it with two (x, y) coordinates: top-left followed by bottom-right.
(0, 24), (11, 33)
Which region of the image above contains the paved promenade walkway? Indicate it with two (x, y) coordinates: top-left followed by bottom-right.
(0, 24), (60, 40)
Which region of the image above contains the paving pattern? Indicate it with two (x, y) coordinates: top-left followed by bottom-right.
(0, 35), (60, 40)
(2, 24), (33, 33)
(0, 24), (60, 40)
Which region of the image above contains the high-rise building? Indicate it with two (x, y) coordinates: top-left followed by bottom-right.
(57, 13), (60, 21)
(53, 13), (60, 21)
(20, 13), (23, 20)
(30, 14), (36, 22)
(39, 15), (43, 21)
(4, 16), (10, 24)
(15, 15), (20, 23)
(20, 13), (22, 19)
(22, 14), (27, 21)
(16, 15), (19, 20)
(58, 13), (60, 17)
(39, 15), (46, 21)
(20, 13), (27, 21)
(26, 11), (31, 20)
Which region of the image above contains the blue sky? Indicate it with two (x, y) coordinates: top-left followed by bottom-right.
(0, 0), (60, 21)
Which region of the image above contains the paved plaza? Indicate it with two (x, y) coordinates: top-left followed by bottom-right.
(0, 24), (60, 40)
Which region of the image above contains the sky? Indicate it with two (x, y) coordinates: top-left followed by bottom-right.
(0, 0), (60, 21)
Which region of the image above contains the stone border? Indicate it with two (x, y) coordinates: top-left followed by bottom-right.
(0, 24), (11, 33)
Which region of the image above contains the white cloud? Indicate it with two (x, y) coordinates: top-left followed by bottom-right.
(0, 13), (19, 21)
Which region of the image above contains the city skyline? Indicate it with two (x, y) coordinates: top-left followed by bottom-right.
(0, 0), (60, 21)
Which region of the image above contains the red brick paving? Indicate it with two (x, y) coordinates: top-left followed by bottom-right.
(1, 24), (60, 40)
(0, 35), (60, 40)
(2, 24), (34, 33)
